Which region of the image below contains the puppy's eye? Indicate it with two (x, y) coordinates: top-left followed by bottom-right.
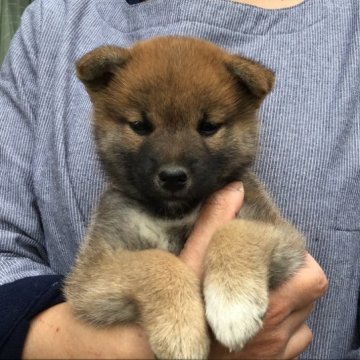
(129, 120), (153, 136)
(197, 117), (222, 137)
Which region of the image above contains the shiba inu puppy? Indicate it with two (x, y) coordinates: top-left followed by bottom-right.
(64, 36), (306, 359)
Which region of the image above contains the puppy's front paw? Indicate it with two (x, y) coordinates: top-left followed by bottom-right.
(148, 316), (210, 359)
(204, 283), (268, 351)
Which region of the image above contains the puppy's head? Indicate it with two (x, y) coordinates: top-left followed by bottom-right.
(77, 37), (274, 218)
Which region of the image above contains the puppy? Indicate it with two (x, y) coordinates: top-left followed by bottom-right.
(64, 36), (306, 359)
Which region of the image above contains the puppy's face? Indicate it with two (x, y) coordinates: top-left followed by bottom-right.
(77, 37), (274, 218)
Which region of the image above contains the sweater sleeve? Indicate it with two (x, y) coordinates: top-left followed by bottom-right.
(0, 0), (66, 356)
(0, 275), (65, 358)
(0, 0), (145, 285)
(0, 0), (57, 285)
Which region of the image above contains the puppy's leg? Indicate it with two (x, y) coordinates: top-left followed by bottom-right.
(65, 243), (209, 359)
(203, 219), (305, 351)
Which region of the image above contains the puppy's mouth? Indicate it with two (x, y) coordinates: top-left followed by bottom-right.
(142, 193), (202, 219)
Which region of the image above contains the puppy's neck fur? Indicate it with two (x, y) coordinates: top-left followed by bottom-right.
(90, 188), (201, 255)
(125, 202), (200, 254)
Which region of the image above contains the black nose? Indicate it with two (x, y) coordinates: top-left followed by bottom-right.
(157, 166), (189, 193)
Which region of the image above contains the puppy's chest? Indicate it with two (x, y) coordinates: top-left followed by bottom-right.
(123, 209), (198, 255)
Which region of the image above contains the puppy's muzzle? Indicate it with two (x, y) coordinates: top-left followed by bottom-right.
(156, 165), (190, 193)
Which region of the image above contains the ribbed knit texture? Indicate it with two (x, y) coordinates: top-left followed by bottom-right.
(0, 0), (359, 358)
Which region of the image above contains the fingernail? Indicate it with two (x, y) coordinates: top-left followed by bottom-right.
(228, 181), (243, 192)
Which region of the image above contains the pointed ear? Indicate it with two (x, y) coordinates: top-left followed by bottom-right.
(226, 55), (275, 102)
(76, 46), (131, 92)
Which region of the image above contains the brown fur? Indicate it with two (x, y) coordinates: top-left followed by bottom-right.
(64, 36), (305, 359)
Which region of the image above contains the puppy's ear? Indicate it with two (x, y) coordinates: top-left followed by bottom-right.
(76, 46), (130, 92)
(227, 55), (275, 102)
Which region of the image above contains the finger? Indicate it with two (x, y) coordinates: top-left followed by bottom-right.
(261, 301), (314, 339)
(242, 303), (313, 359)
(208, 314), (313, 360)
(180, 181), (244, 277)
(282, 324), (313, 359)
(282, 302), (314, 335)
(190, 181), (244, 238)
(267, 253), (328, 319)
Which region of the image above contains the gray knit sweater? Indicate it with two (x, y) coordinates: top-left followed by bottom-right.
(0, 0), (359, 358)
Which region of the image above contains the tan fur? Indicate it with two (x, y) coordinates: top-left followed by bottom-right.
(64, 37), (305, 359)
(66, 241), (209, 358)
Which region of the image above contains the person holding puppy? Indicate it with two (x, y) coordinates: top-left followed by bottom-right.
(1, 0), (357, 358)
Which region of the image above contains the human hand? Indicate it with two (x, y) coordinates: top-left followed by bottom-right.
(22, 301), (154, 359)
(180, 183), (327, 359)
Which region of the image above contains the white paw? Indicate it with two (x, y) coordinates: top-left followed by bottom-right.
(204, 284), (267, 351)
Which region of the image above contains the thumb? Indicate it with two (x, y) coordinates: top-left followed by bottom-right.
(180, 181), (244, 279)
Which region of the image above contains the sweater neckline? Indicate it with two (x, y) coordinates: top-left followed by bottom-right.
(96, 0), (329, 36)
